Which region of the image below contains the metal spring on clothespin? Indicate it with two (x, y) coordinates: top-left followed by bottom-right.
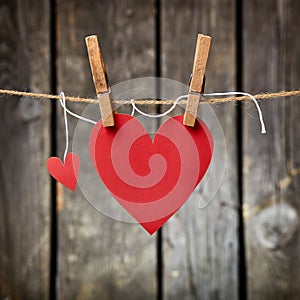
(85, 35), (114, 127)
(183, 34), (211, 127)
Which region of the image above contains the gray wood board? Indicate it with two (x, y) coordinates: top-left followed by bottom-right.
(161, 0), (239, 299)
(56, 1), (157, 299)
(0, 0), (51, 299)
(243, 0), (300, 299)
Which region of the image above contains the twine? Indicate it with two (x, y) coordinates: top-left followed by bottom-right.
(59, 92), (69, 162)
(0, 88), (300, 105)
(57, 90), (267, 133)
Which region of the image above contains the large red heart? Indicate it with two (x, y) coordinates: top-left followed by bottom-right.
(89, 114), (213, 234)
(47, 153), (80, 191)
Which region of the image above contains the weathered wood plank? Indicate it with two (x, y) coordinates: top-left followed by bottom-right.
(56, 1), (157, 299)
(0, 1), (51, 299)
(161, 0), (239, 299)
(243, 1), (300, 299)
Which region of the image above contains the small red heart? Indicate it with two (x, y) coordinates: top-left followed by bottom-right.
(89, 114), (213, 234)
(47, 153), (80, 191)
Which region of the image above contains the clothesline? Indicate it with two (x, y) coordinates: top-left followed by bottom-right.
(0, 88), (299, 105)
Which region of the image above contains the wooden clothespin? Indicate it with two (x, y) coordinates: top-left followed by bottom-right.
(183, 34), (211, 127)
(85, 35), (114, 127)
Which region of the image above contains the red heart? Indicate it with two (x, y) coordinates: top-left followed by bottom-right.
(46, 153), (80, 191)
(89, 114), (213, 234)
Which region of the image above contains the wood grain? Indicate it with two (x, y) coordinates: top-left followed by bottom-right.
(56, 0), (157, 299)
(0, 0), (51, 299)
(1, 1), (299, 298)
(85, 36), (110, 94)
(184, 34), (211, 127)
(243, 0), (300, 299)
(85, 35), (114, 127)
(161, 0), (239, 298)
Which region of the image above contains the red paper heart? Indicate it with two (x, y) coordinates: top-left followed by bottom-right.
(47, 153), (80, 191)
(89, 114), (213, 234)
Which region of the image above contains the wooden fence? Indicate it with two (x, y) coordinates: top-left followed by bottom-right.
(0, 0), (300, 299)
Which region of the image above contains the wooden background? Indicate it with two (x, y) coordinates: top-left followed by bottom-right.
(0, 0), (300, 299)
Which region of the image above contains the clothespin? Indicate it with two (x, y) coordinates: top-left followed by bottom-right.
(85, 35), (114, 127)
(183, 34), (211, 127)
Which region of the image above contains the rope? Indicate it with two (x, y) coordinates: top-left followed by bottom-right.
(0, 88), (300, 105)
